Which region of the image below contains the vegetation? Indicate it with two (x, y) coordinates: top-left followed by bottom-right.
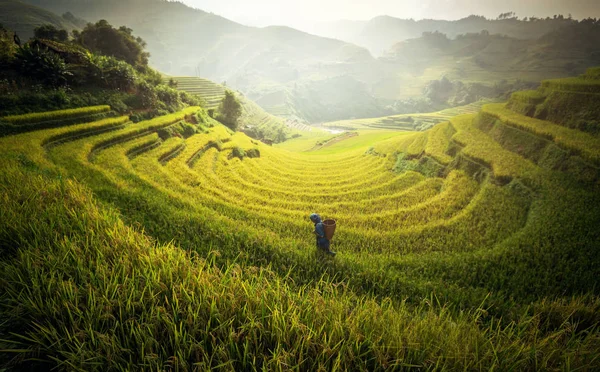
(0, 105), (112, 135)
(166, 76), (300, 143)
(216, 90), (242, 131)
(0, 0), (79, 40)
(6, 1), (600, 123)
(1, 1), (600, 369)
(1, 69), (600, 369)
(505, 68), (600, 135)
(33, 24), (68, 41)
(0, 22), (202, 120)
(323, 100), (491, 131)
(73, 19), (149, 68)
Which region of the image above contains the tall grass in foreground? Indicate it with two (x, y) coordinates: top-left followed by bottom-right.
(1, 164), (599, 371)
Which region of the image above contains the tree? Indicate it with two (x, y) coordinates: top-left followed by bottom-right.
(74, 20), (149, 67)
(0, 24), (16, 67)
(217, 90), (242, 131)
(34, 25), (69, 42)
(87, 54), (136, 91)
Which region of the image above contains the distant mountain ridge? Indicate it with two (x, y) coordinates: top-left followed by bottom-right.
(0, 0), (80, 39)
(310, 15), (576, 56)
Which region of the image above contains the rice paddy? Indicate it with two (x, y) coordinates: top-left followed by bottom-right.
(322, 100), (492, 131)
(1, 73), (599, 370)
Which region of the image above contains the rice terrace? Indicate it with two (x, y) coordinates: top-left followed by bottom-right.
(1, 0), (600, 370)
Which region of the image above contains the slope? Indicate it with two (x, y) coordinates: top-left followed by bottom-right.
(164, 75), (312, 143)
(11, 0), (600, 125)
(0, 0), (79, 39)
(1, 70), (599, 369)
(311, 14), (576, 56)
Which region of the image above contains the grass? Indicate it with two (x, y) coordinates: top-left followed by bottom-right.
(165, 75), (309, 142)
(482, 103), (600, 164)
(541, 77), (600, 94)
(1, 105), (111, 124)
(424, 121), (454, 165)
(1, 79), (600, 370)
(509, 90), (546, 104)
(451, 114), (539, 183)
(322, 100), (492, 131)
(163, 76), (225, 109)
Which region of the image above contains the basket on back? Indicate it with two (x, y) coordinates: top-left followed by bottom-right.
(323, 219), (336, 240)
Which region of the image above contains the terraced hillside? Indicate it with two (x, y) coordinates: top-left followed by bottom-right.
(165, 75), (309, 142)
(163, 76), (226, 109)
(1, 71), (600, 370)
(323, 99), (491, 131)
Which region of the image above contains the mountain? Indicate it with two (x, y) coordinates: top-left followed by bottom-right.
(0, 0), (79, 39)
(19, 0), (383, 123)
(13, 0), (600, 124)
(310, 15), (576, 56)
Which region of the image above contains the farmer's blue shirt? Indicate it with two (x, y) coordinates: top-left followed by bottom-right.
(311, 214), (330, 249)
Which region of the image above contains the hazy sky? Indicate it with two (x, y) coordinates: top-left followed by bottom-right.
(181, 0), (600, 28)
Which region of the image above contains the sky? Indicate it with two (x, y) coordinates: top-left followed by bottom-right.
(181, 0), (600, 28)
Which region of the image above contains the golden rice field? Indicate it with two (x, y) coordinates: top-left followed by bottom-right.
(322, 100), (492, 131)
(1, 72), (600, 370)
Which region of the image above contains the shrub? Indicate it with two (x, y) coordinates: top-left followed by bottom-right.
(136, 80), (158, 108)
(156, 121), (197, 140)
(246, 148), (260, 158)
(230, 146), (246, 160)
(33, 25), (69, 42)
(155, 85), (181, 109)
(14, 44), (71, 87)
(87, 55), (137, 91)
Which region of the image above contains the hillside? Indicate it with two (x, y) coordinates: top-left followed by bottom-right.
(1, 68), (599, 369)
(0, 0), (79, 39)
(17, 0), (384, 123)
(322, 100), (491, 131)
(310, 15), (576, 56)
(372, 25), (600, 104)
(20, 0), (375, 75)
(163, 76), (307, 142)
(6, 0), (600, 124)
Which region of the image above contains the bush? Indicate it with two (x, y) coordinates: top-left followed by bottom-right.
(156, 121), (197, 140)
(87, 55), (137, 91)
(33, 25), (69, 42)
(136, 80), (158, 108)
(140, 67), (163, 86)
(246, 148), (261, 158)
(14, 45), (71, 87)
(179, 91), (203, 107)
(230, 146), (246, 159)
(155, 85), (181, 109)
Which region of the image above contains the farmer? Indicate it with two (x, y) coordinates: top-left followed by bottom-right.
(309, 213), (336, 256)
